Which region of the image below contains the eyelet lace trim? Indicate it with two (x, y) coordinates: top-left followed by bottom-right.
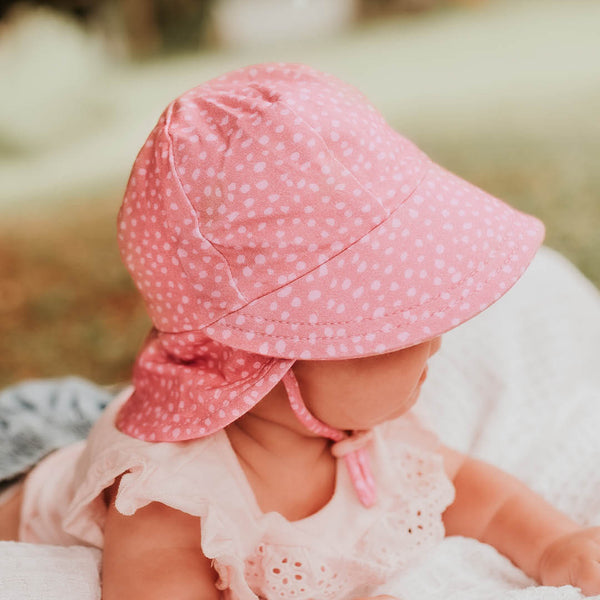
(243, 443), (453, 599)
(245, 544), (378, 599)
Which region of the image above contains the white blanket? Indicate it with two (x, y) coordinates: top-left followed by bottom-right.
(1, 246), (599, 600)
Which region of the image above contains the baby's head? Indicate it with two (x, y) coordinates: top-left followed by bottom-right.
(115, 62), (544, 446)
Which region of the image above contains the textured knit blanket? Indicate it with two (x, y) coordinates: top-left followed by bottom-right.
(0, 378), (112, 487)
(1, 246), (599, 600)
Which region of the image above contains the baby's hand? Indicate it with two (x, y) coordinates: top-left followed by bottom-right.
(538, 527), (600, 596)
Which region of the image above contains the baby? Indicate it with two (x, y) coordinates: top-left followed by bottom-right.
(2, 62), (600, 600)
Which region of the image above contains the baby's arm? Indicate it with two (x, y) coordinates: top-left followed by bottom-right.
(102, 479), (220, 600)
(441, 447), (600, 595)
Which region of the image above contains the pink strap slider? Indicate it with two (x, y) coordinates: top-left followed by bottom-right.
(331, 431), (373, 457)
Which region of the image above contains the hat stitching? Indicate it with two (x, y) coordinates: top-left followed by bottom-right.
(204, 90), (424, 314)
(214, 248), (521, 339)
(164, 89), (424, 328)
(164, 101), (249, 307)
(202, 153), (529, 331)
(135, 66), (433, 336)
(195, 158), (432, 333)
(273, 96), (426, 221)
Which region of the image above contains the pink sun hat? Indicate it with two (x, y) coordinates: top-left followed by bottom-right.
(115, 62), (544, 444)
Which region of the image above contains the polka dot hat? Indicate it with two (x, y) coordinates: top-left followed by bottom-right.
(116, 62), (545, 447)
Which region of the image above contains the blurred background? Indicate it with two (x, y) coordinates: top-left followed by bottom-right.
(0, 0), (598, 387)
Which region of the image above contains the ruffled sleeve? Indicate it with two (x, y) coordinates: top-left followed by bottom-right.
(353, 411), (455, 571)
(62, 388), (261, 600)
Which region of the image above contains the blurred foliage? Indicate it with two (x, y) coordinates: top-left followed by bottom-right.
(0, 0), (95, 20)
(0, 203), (150, 386)
(113, 0), (217, 56)
(1, 0), (217, 56)
(359, 0), (444, 16)
(0, 0), (463, 57)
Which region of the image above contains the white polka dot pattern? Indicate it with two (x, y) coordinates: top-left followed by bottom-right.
(116, 328), (294, 440)
(118, 63), (427, 336)
(212, 158), (545, 359)
(245, 543), (380, 600)
(116, 62), (545, 442)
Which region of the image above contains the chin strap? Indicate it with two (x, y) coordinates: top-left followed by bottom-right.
(282, 370), (377, 508)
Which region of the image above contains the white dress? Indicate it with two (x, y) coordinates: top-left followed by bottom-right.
(20, 388), (454, 600)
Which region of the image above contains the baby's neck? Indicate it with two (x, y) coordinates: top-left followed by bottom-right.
(225, 383), (337, 521)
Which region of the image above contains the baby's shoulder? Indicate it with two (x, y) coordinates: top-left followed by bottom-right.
(75, 388), (230, 490)
(63, 391), (245, 546)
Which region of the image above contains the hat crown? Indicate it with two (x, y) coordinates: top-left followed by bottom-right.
(118, 63), (427, 333)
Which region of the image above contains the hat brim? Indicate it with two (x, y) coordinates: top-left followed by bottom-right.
(203, 159), (545, 360)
